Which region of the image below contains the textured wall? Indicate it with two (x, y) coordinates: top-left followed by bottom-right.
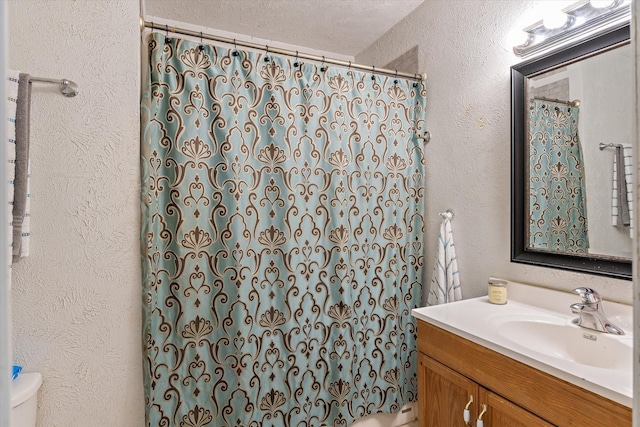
(356, 0), (634, 304)
(384, 46), (420, 75)
(145, 0), (424, 57)
(8, 0), (144, 425)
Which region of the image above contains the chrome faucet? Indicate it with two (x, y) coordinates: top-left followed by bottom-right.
(570, 287), (625, 335)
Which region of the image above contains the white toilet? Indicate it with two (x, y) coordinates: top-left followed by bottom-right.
(11, 372), (42, 427)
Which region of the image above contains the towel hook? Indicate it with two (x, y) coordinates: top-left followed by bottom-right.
(418, 130), (431, 144)
(439, 209), (454, 220)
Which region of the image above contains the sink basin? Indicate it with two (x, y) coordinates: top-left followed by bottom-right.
(490, 314), (632, 371)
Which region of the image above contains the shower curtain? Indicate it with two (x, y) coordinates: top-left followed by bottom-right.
(141, 33), (426, 427)
(529, 99), (589, 252)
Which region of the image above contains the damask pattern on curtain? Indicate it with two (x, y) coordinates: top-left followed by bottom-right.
(529, 99), (589, 253)
(141, 33), (426, 427)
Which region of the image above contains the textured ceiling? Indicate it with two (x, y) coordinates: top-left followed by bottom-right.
(144, 0), (425, 57)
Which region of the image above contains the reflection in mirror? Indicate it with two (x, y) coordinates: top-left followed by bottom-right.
(511, 24), (632, 280)
(526, 43), (633, 259)
(528, 98), (588, 254)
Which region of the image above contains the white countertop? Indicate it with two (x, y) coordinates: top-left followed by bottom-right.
(412, 279), (632, 407)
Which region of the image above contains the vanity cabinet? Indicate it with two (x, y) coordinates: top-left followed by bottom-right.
(417, 320), (632, 427)
(419, 355), (550, 426)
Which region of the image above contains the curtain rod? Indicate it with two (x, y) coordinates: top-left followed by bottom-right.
(142, 20), (427, 82)
(531, 96), (580, 108)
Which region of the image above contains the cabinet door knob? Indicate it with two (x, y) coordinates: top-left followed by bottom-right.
(463, 394), (474, 424)
(476, 403), (487, 427)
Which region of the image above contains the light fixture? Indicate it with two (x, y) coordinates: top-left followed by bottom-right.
(513, 0), (630, 58)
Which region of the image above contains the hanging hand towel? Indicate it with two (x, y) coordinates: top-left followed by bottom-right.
(427, 211), (462, 305)
(6, 70), (19, 276)
(611, 145), (633, 237)
(12, 73), (32, 263)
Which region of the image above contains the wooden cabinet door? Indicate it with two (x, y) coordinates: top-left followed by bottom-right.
(477, 387), (553, 427)
(419, 353), (477, 427)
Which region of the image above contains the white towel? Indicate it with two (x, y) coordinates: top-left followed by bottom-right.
(13, 73), (31, 262)
(427, 213), (461, 305)
(611, 145), (633, 237)
(6, 70), (19, 277)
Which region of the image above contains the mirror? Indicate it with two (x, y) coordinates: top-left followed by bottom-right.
(511, 24), (632, 280)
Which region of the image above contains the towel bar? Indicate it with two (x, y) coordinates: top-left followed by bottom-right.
(29, 76), (79, 98)
(599, 142), (623, 151)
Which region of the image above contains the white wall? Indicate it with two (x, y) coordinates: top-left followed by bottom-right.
(356, 0), (633, 304)
(8, 0), (144, 426)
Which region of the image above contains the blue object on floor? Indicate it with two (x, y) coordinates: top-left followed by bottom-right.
(12, 365), (22, 380)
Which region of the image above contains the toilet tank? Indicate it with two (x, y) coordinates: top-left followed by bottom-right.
(11, 372), (42, 427)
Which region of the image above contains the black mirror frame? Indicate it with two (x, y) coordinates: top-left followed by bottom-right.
(511, 24), (632, 280)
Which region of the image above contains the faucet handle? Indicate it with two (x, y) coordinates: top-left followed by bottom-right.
(572, 287), (601, 304)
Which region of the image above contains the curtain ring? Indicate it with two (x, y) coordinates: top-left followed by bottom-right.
(198, 31), (204, 51)
(371, 65), (376, 81)
(320, 55), (326, 72)
(394, 70), (398, 85)
(232, 38), (239, 57)
(164, 24), (171, 43)
(293, 50), (299, 68)
(264, 45), (270, 62)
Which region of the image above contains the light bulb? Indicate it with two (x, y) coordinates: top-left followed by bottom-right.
(590, 0), (615, 8)
(543, 10), (568, 29)
(509, 29), (530, 47)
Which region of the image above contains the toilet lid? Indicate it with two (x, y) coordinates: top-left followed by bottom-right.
(11, 372), (42, 408)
